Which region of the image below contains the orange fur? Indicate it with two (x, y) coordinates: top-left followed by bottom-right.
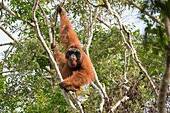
(60, 44), (95, 91)
(52, 45), (72, 79)
(54, 7), (95, 92)
(59, 7), (80, 48)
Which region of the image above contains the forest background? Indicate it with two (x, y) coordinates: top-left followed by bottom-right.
(0, 0), (170, 113)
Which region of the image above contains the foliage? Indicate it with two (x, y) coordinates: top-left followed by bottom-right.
(0, 0), (169, 112)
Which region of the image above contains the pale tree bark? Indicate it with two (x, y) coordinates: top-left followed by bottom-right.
(1, 1), (85, 112)
(116, 0), (170, 112)
(156, 0), (170, 112)
(103, 0), (158, 96)
(87, 0), (158, 112)
(158, 16), (170, 113)
(0, 25), (18, 43)
(85, 7), (109, 112)
(32, 1), (79, 112)
(0, 2), (34, 26)
(32, 1), (86, 113)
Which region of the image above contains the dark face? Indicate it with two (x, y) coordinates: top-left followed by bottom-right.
(66, 47), (81, 68)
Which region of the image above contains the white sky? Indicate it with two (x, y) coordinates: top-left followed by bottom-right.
(0, 30), (14, 60)
(0, 8), (146, 60)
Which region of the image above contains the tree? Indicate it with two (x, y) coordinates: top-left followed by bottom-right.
(0, 0), (169, 112)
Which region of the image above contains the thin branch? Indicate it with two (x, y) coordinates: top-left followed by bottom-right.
(32, 0), (62, 80)
(1, 45), (14, 75)
(61, 0), (67, 7)
(103, 0), (158, 96)
(86, 0), (106, 7)
(0, 70), (15, 75)
(45, 66), (54, 76)
(50, 1), (72, 48)
(40, 3), (84, 112)
(50, 1), (68, 48)
(109, 96), (129, 112)
(127, 0), (164, 26)
(158, 16), (170, 113)
(69, 92), (85, 113)
(0, 42), (13, 46)
(0, 25), (18, 43)
(38, 4), (48, 25)
(0, 2), (16, 16)
(97, 17), (111, 29)
(123, 47), (128, 83)
(0, 2), (34, 27)
(38, 4), (53, 49)
(123, 25), (158, 96)
(85, 8), (96, 55)
(51, 0), (67, 47)
(0, 0), (3, 18)
(85, 6), (109, 112)
(44, 66), (56, 90)
(36, 70), (53, 86)
(91, 82), (105, 113)
(2, 45), (13, 63)
(51, 5), (58, 48)
(32, 0), (77, 112)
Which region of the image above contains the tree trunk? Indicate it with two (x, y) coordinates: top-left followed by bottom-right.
(158, 16), (170, 113)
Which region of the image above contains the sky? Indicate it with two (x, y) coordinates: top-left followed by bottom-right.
(0, 8), (146, 60)
(0, 30), (15, 60)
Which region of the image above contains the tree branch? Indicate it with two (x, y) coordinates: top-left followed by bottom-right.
(0, 2), (35, 27)
(0, 2), (16, 16)
(127, 0), (164, 26)
(44, 66), (55, 76)
(85, 7), (109, 113)
(158, 45), (170, 113)
(68, 93), (85, 113)
(38, 4), (53, 49)
(164, 16), (170, 41)
(32, 0), (62, 80)
(32, 0), (77, 112)
(96, 17), (111, 29)
(50, 1), (68, 48)
(158, 16), (170, 113)
(109, 96), (129, 112)
(123, 24), (158, 96)
(51, 5), (59, 48)
(123, 47), (128, 83)
(103, 0), (158, 96)
(61, 0), (67, 7)
(91, 82), (106, 113)
(86, 0), (106, 7)
(0, 25), (18, 43)
(0, 42), (13, 46)
(85, 8), (97, 55)
(0, 70), (15, 75)
(50, 1), (67, 48)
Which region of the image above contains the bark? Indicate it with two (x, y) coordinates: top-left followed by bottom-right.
(158, 16), (170, 113)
